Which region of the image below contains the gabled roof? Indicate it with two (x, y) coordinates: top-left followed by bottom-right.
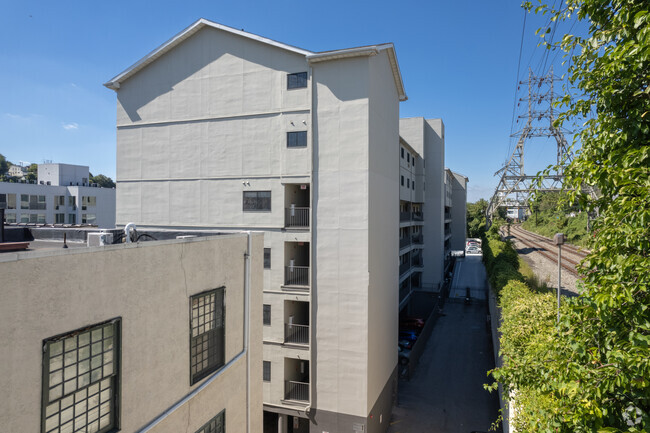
(104, 18), (407, 100)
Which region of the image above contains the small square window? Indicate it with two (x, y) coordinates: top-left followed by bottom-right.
(287, 72), (308, 89)
(263, 361), (271, 382)
(287, 131), (307, 148)
(264, 248), (271, 269)
(263, 305), (271, 326)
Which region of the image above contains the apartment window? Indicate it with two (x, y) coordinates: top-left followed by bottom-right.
(37, 214), (46, 224)
(55, 213), (65, 224)
(287, 72), (308, 89)
(190, 288), (225, 385)
(21, 194), (29, 209)
(401, 147), (404, 159)
(195, 410), (225, 433)
(4, 213), (16, 223)
(68, 214), (76, 225)
(412, 180), (415, 190)
(263, 361), (271, 382)
(0, 193), (16, 209)
(264, 248), (271, 269)
(82, 196), (97, 210)
(407, 153), (410, 163)
(21, 214), (29, 223)
(263, 305), (271, 326)
(243, 191), (271, 212)
(401, 176), (404, 186)
(82, 214), (97, 224)
(54, 195), (65, 210)
(42, 318), (120, 433)
(407, 179), (410, 188)
(69, 196), (76, 209)
(287, 131), (307, 148)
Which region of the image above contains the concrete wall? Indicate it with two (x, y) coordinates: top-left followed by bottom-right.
(38, 163), (90, 187)
(450, 171), (468, 250)
(0, 234), (263, 433)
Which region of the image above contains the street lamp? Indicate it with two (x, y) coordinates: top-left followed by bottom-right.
(553, 233), (565, 323)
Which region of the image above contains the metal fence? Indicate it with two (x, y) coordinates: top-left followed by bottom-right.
(285, 381), (309, 402)
(285, 324), (309, 345)
(285, 266), (309, 286)
(399, 237), (411, 249)
(285, 207), (310, 228)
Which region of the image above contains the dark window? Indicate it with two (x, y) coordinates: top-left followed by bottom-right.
(287, 131), (307, 148)
(190, 288), (225, 385)
(412, 180), (415, 190)
(263, 305), (271, 326)
(401, 176), (404, 186)
(195, 409), (225, 433)
(263, 361), (271, 382)
(42, 319), (120, 433)
(243, 191), (271, 212)
(407, 179), (410, 188)
(407, 153), (410, 163)
(401, 148), (404, 159)
(287, 72), (308, 89)
(264, 248), (271, 269)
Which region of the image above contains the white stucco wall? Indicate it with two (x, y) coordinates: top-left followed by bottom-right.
(0, 234), (263, 433)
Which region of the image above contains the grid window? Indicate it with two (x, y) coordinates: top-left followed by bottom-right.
(55, 213), (65, 224)
(21, 194), (29, 209)
(263, 361), (271, 382)
(82, 196), (97, 210)
(68, 214), (76, 224)
(5, 213), (16, 223)
(287, 72), (308, 89)
(264, 248), (271, 269)
(42, 319), (120, 433)
(195, 410), (225, 433)
(287, 131), (307, 148)
(0, 193), (15, 209)
(54, 196), (65, 210)
(263, 305), (271, 326)
(190, 288), (225, 385)
(243, 191), (271, 212)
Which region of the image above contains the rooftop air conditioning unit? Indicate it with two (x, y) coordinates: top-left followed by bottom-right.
(87, 232), (114, 247)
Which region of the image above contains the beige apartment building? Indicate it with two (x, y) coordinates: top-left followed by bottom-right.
(0, 232), (263, 433)
(104, 19), (461, 433)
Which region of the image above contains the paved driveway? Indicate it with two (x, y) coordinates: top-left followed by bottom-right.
(389, 261), (501, 433)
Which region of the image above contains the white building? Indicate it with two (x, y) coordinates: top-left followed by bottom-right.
(0, 232), (263, 433)
(446, 169), (469, 251)
(105, 18), (454, 433)
(8, 164), (27, 179)
(0, 163), (115, 228)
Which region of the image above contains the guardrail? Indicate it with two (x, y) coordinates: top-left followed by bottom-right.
(285, 266), (309, 286)
(284, 324), (309, 345)
(285, 381), (309, 402)
(285, 207), (309, 228)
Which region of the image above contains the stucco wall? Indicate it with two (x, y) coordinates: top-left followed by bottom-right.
(0, 234), (263, 433)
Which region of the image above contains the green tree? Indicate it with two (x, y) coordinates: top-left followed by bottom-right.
(25, 163), (37, 182)
(90, 174), (115, 189)
(0, 153), (9, 177)
(490, 1), (650, 431)
(467, 199), (488, 238)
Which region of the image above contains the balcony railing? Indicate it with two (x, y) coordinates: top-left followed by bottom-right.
(285, 381), (309, 402)
(412, 211), (424, 221)
(412, 255), (423, 267)
(285, 324), (309, 345)
(285, 266), (309, 287)
(399, 237), (411, 249)
(399, 284), (411, 303)
(285, 207), (310, 228)
(399, 261), (410, 276)
(412, 234), (423, 245)
(400, 211), (411, 222)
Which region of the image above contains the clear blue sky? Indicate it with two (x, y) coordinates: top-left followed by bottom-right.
(0, 0), (573, 202)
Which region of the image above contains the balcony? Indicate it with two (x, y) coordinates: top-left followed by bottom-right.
(285, 381), (309, 403)
(285, 207), (309, 228)
(412, 234), (423, 245)
(412, 254), (423, 267)
(399, 261), (411, 277)
(399, 282), (411, 303)
(399, 237), (411, 249)
(412, 211), (424, 221)
(285, 324), (309, 345)
(400, 211), (411, 222)
(285, 266), (309, 287)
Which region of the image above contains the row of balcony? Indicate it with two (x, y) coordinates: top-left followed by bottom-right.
(400, 211), (424, 222)
(399, 234), (424, 249)
(400, 254), (424, 277)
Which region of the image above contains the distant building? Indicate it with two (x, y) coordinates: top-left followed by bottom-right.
(8, 165), (27, 179)
(446, 169), (469, 251)
(0, 163), (115, 227)
(507, 207), (525, 221)
(0, 231), (263, 433)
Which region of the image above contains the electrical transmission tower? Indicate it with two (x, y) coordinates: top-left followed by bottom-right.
(486, 67), (572, 225)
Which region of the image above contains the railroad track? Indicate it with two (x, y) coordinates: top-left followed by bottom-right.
(506, 226), (583, 277)
(511, 225), (589, 260)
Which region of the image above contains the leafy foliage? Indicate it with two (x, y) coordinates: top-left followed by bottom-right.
(489, 1), (650, 431)
(90, 174), (115, 188)
(467, 199), (488, 238)
(0, 153), (9, 176)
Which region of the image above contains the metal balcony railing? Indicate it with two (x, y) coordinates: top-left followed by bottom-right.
(285, 324), (309, 345)
(285, 207), (310, 228)
(399, 284), (411, 303)
(399, 261), (411, 276)
(400, 211), (411, 222)
(412, 255), (423, 267)
(412, 211), (424, 221)
(399, 237), (411, 249)
(285, 381), (309, 402)
(412, 234), (423, 245)
(285, 266), (309, 286)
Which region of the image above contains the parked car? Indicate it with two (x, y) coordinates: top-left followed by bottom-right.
(399, 330), (418, 341)
(400, 317), (425, 329)
(398, 339), (414, 350)
(398, 346), (411, 365)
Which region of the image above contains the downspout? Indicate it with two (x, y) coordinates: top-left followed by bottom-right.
(137, 232), (251, 433)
